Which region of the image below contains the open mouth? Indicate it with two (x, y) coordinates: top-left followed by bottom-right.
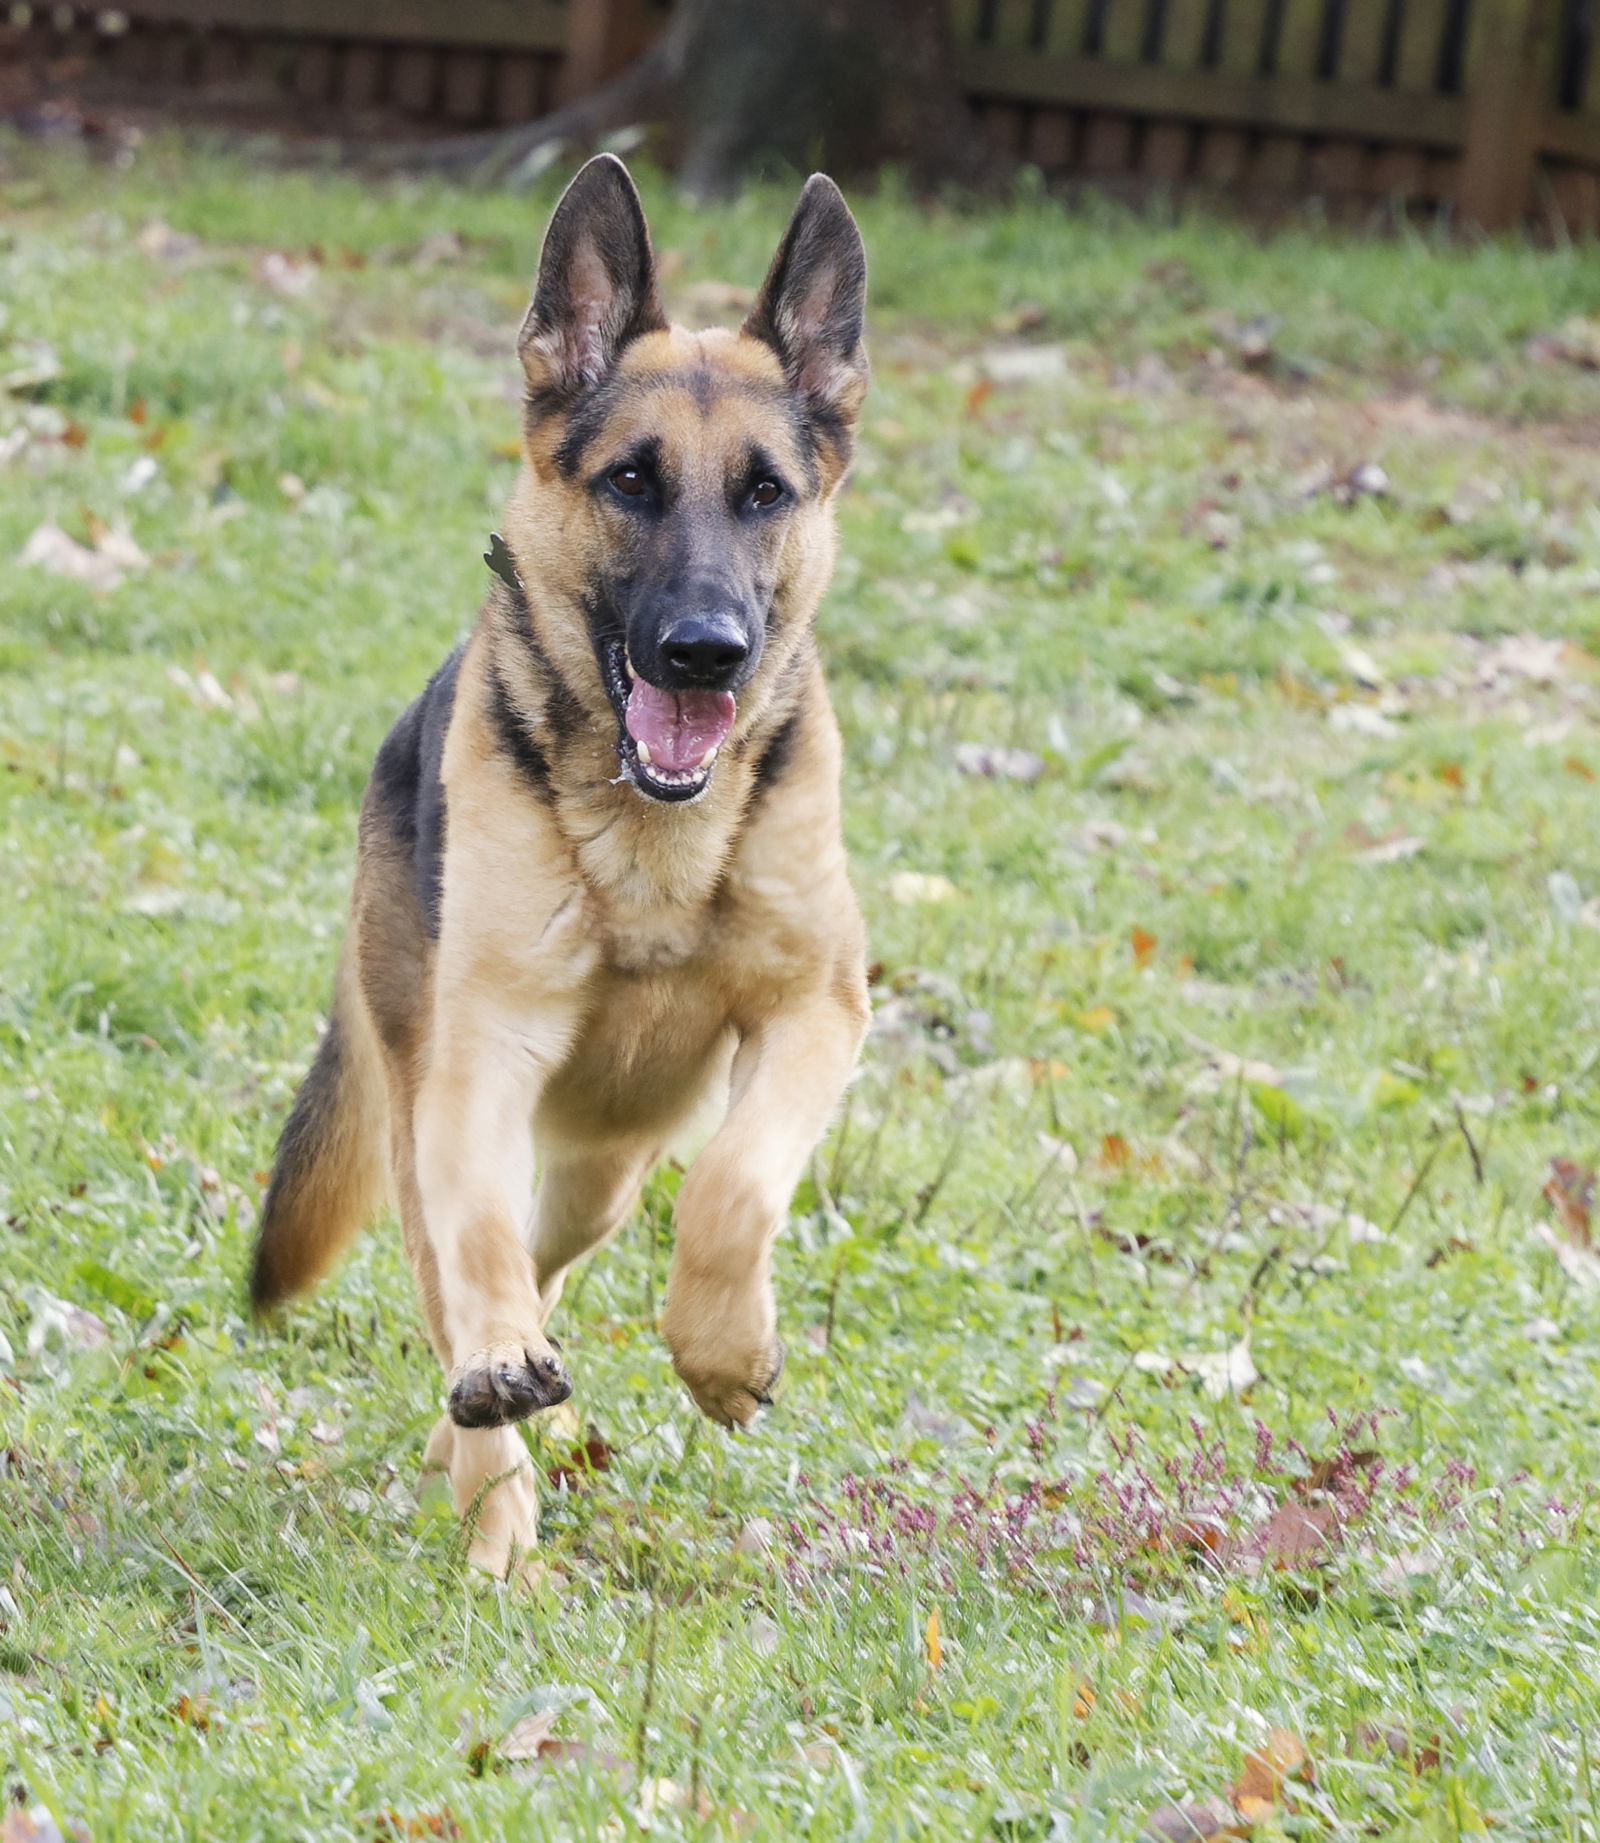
(601, 640), (736, 804)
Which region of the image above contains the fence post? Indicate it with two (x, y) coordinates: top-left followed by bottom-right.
(1457, 0), (1562, 231)
(559, 0), (662, 107)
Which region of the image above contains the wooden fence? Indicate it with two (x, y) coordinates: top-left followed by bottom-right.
(4, 0), (1597, 230)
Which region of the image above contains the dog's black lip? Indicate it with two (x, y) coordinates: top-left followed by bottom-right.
(599, 636), (719, 805)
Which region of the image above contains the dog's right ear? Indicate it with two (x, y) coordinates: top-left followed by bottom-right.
(519, 155), (667, 404)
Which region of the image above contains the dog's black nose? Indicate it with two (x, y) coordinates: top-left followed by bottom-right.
(660, 615), (749, 686)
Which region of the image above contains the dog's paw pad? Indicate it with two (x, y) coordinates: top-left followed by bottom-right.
(449, 1348), (572, 1428)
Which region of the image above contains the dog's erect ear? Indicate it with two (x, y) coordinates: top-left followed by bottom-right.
(743, 175), (868, 430)
(519, 154), (667, 401)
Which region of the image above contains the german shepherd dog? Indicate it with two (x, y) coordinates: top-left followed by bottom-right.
(251, 156), (870, 1578)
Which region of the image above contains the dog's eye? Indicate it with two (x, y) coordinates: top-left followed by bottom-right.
(750, 479), (783, 508)
(610, 467), (647, 498)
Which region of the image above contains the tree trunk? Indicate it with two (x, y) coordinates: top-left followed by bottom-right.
(388, 0), (991, 193)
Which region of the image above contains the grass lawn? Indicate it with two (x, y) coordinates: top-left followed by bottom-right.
(7, 140), (1600, 1841)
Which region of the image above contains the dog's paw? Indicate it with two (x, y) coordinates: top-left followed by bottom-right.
(448, 1340), (572, 1428)
(674, 1338), (784, 1430)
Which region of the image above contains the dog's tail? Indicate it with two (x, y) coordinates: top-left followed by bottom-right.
(251, 950), (389, 1311)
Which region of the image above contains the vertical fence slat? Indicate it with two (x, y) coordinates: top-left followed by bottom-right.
(1042, 0), (1095, 57)
(1099, 0), (1147, 61)
(1257, 0), (1325, 187)
(1393, 0), (1449, 92)
(1269, 0), (1326, 76)
(1335, 0), (1387, 83)
(1197, 0), (1269, 181)
(1215, 0), (1272, 75)
(1458, 0), (1561, 228)
(948, 0), (987, 48)
(1143, 0), (1203, 183)
(988, 0), (1040, 49)
(1581, 2), (1600, 116)
(1157, 0), (1211, 64)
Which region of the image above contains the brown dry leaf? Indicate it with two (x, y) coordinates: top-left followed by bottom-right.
(500, 1708), (561, 1762)
(169, 1692), (212, 1731)
(255, 250), (319, 297)
(367, 1815), (460, 1841)
(1, 1811), (90, 1843)
(964, 375), (994, 416)
(1564, 755), (1597, 782)
(1302, 1449), (1378, 1493)
(1231, 1727), (1311, 1807)
(19, 521), (148, 593)
(952, 741), (1045, 783)
(1355, 1717), (1442, 1773)
(1436, 760), (1465, 788)
(1099, 1132), (1132, 1168)
(1352, 831), (1426, 866)
(1140, 1796), (1245, 1840)
(1259, 1500), (1336, 1569)
(545, 1430), (613, 1489)
(1543, 1157), (1594, 1246)
(1131, 925), (1158, 967)
(1072, 1677), (1096, 1720)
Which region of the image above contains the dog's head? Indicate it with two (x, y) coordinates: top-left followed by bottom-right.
(511, 155), (867, 804)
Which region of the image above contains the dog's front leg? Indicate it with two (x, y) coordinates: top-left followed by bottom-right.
(662, 989), (867, 1426)
(411, 1004), (578, 1581)
(413, 1009), (576, 1429)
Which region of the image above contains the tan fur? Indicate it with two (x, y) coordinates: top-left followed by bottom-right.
(256, 163), (870, 1580)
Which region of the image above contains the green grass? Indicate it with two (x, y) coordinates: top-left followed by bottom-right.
(6, 139), (1600, 1840)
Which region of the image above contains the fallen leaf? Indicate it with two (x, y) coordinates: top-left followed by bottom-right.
(734, 1516), (774, 1554)
(1259, 1500), (1336, 1569)
(1543, 1157), (1594, 1246)
(1231, 1727), (1310, 1807)
(137, 219), (201, 265)
(1180, 1338), (1258, 1400)
(1140, 1796), (1243, 1841)
(1, 1811), (90, 1843)
(1099, 1132), (1131, 1168)
(545, 1430), (613, 1489)
(924, 1607), (942, 1670)
(1131, 925), (1157, 967)
(410, 230), (465, 269)
(1071, 1677), (1095, 1720)
(888, 871), (961, 905)
(367, 1814), (460, 1840)
(964, 376), (993, 416)
(499, 1709), (561, 1762)
(976, 343), (1069, 383)
(1564, 755), (1596, 781)
(1532, 1220), (1600, 1289)
(255, 250), (318, 297)
(1355, 1717), (1442, 1773)
(19, 521), (147, 592)
(169, 1692), (212, 1730)
(952, 741), (1045, 782)
(1352, 831), (1426, 866)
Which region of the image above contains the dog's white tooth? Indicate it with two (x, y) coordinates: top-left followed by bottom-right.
(698, 744), (720, 769)
(636, 740), (652, 765)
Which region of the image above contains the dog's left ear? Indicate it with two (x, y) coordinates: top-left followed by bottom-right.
(519, 154), (667, 402)
(743, 175), (868, 432)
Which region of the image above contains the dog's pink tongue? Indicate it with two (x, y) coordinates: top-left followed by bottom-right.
(625, 681), (736, 771)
